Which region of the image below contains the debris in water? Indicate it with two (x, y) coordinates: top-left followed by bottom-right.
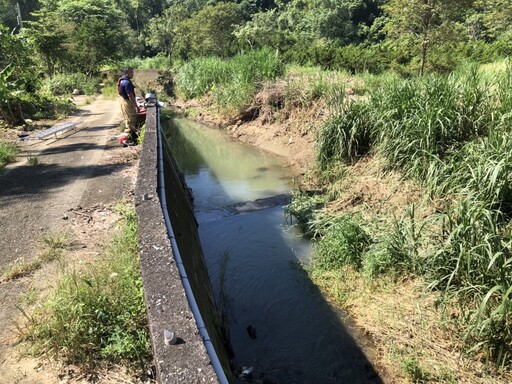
(247, 325), (257, 340)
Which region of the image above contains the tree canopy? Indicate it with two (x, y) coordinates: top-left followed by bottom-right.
(0, 0), (509, 78)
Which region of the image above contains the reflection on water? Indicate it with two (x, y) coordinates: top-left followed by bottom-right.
(163, 116), (381, 383)
(163, 118), (290, 212)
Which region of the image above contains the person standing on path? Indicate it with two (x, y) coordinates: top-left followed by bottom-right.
(117, 67), (139, 144)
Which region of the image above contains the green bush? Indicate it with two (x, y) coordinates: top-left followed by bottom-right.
(285, 192), (325, 235)
(282, 42), (392, 75)
(313, 215), (371, 271)
(333, 44), (392, 74)
(0, 142), (19, 168)
(20, 92), (76, 120)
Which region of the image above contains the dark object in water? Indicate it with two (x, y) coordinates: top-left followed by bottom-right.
(247, 325), (257, 339)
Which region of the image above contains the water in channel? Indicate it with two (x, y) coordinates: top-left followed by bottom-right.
(163, 117), (381, 384)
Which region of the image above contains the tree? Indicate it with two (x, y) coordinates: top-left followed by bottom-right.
(174, 2), (241, 59)
(383, 0), (473, 76)
(114, 0), (166, 34)
(146, 4), (189, 62)
(0, 25), (36, 123)
(0, 0), (40, 30)
(0, 24), (37, 87)
(271, 0), (379, 49)
(25, 0), (129, 76)
(25, 3), (67, 76)
(474, 0), (512, 40)
(234, 9), (282, 49)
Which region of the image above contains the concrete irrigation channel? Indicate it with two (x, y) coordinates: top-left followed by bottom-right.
(137, 103), (382, 383)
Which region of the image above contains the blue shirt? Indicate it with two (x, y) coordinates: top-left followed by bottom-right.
(118, 75), (134, 100)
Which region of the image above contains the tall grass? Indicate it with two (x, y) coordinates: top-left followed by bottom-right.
(433, 131), (512, 214)
(363, 206), (425, 279)
(175, 48), (284, 110)
(296, 61), (512, 367)
(425, 198), (512, 365)
(373, 67), (494, 180)
(317, 88), (373, 167)
(283, 67), (346, 108)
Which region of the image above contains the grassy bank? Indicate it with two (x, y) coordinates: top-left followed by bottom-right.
(19, 204), (151, 374)
(175, 48), (285, 112)
(286, 61), (512, 381)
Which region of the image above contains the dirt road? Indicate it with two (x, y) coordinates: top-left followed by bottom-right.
(0, 96), (141, 383)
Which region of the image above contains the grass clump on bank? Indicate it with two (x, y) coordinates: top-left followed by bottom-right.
(0, 141), (19, 168)
(175, 48), (284, 111)
(20, 206), (150, 371)
(290, 61), (512, 379)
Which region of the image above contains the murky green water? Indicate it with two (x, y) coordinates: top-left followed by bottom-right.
(163, 118), (290, 213)
(163, 116), (381, 383)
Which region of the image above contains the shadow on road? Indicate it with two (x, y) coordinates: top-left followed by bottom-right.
(0, 161), (133, 203)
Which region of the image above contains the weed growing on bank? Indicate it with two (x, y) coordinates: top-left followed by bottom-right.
(1, 231), (69, 282)
(20, 206), (151, 371)
(27, 155), (39, 165)
(0, 141), (19, 168)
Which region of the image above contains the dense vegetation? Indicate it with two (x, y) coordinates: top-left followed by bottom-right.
(0, 0), (510, 126)
(300, 64), (512, 368)
(21, 206), (151, 371)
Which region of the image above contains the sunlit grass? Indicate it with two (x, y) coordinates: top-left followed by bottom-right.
(0, 141), (19, 168)
(293, 62), (512, 370)
(175, 48), (284, 111)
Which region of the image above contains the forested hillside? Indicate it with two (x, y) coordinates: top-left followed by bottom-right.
(1, 0), (511, 75)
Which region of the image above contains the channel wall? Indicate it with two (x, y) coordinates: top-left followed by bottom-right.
(135, 104), (232, 383)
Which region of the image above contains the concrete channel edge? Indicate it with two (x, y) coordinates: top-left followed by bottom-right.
(135, 104), (226, 383)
